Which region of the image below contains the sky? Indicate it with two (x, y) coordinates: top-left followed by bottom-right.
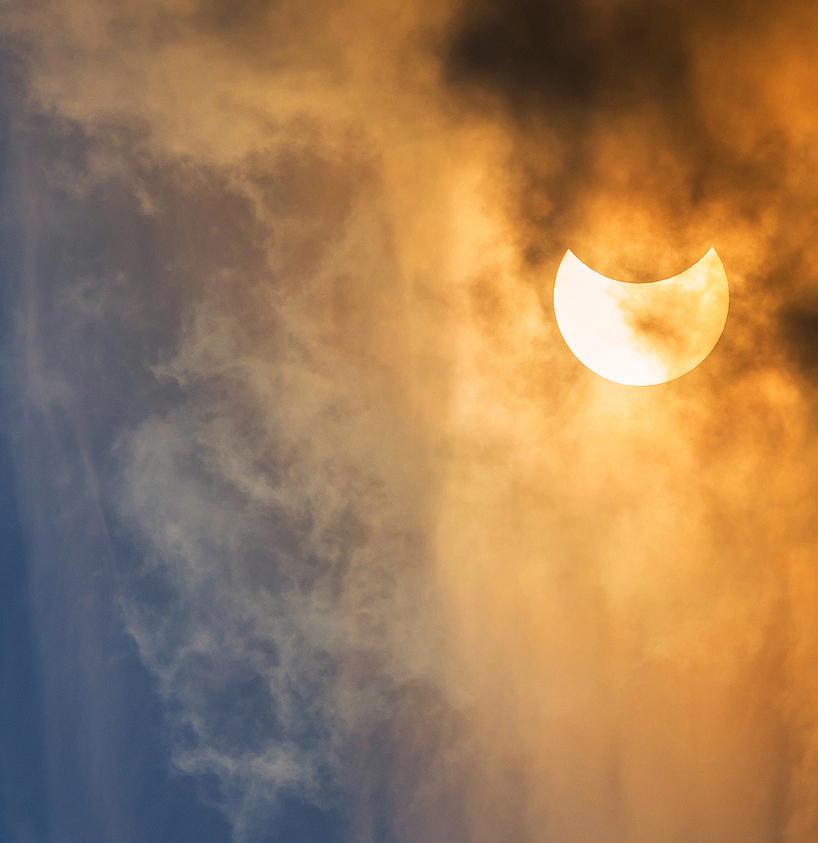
(2, 1), (818, 842)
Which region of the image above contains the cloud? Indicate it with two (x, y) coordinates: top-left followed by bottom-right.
(1, 27), (455, 830)
(5, 1), (818, 842)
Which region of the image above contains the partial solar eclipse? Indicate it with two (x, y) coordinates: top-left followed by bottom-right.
(553, 248), (729, 386)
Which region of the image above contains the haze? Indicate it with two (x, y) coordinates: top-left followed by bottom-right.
(2, 1), (818, 842)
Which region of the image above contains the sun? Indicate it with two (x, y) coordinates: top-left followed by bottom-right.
(553, 249), (729, 386)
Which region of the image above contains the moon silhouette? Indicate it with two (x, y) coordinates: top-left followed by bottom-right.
(553, 248), (729, 386)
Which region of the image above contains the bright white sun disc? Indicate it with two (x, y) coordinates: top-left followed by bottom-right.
(553, 248), (729, 386)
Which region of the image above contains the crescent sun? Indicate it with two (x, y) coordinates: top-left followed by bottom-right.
(553, 248), (729, 386)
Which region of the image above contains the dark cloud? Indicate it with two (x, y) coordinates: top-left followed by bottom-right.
(443, 0), (797, 284)
(444, 0), (777, 117)
(446, 0), (691, 114)
(780, 303), (818, 377)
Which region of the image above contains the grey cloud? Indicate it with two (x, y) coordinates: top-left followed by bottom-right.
(3, 70), (458, 838)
